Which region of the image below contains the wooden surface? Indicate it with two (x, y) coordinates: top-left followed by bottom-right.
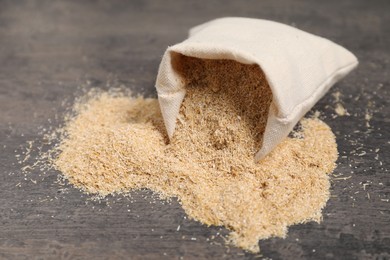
(0, 0), (389, 259)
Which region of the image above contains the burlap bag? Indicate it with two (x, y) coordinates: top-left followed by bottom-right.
(155, 17), (358, 161)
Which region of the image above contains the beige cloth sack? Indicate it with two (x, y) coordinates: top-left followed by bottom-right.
(155, 17), (358, 161)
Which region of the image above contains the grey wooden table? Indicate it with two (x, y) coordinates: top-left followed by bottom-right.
(0, 1), (389, 259)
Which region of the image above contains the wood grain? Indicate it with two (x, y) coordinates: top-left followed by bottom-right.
(0, 0), (389, 259)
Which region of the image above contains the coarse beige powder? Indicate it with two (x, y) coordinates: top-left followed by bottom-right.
(44, 58), (337, 253)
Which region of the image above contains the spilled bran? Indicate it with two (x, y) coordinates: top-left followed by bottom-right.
(47, 57), (337, 252)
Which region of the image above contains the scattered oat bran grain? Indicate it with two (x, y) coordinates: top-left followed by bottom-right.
(47, 58), (337, 253)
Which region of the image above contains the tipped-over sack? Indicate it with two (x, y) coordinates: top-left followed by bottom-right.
(155, 17), (358, 161)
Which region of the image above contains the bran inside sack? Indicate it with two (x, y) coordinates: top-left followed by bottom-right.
(41, 57), (337, 253)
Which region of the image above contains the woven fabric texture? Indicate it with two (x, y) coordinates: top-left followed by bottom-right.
(155, 17), (358, 160)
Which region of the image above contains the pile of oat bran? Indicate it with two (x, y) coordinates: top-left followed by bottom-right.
(52, 57), (338, 253)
